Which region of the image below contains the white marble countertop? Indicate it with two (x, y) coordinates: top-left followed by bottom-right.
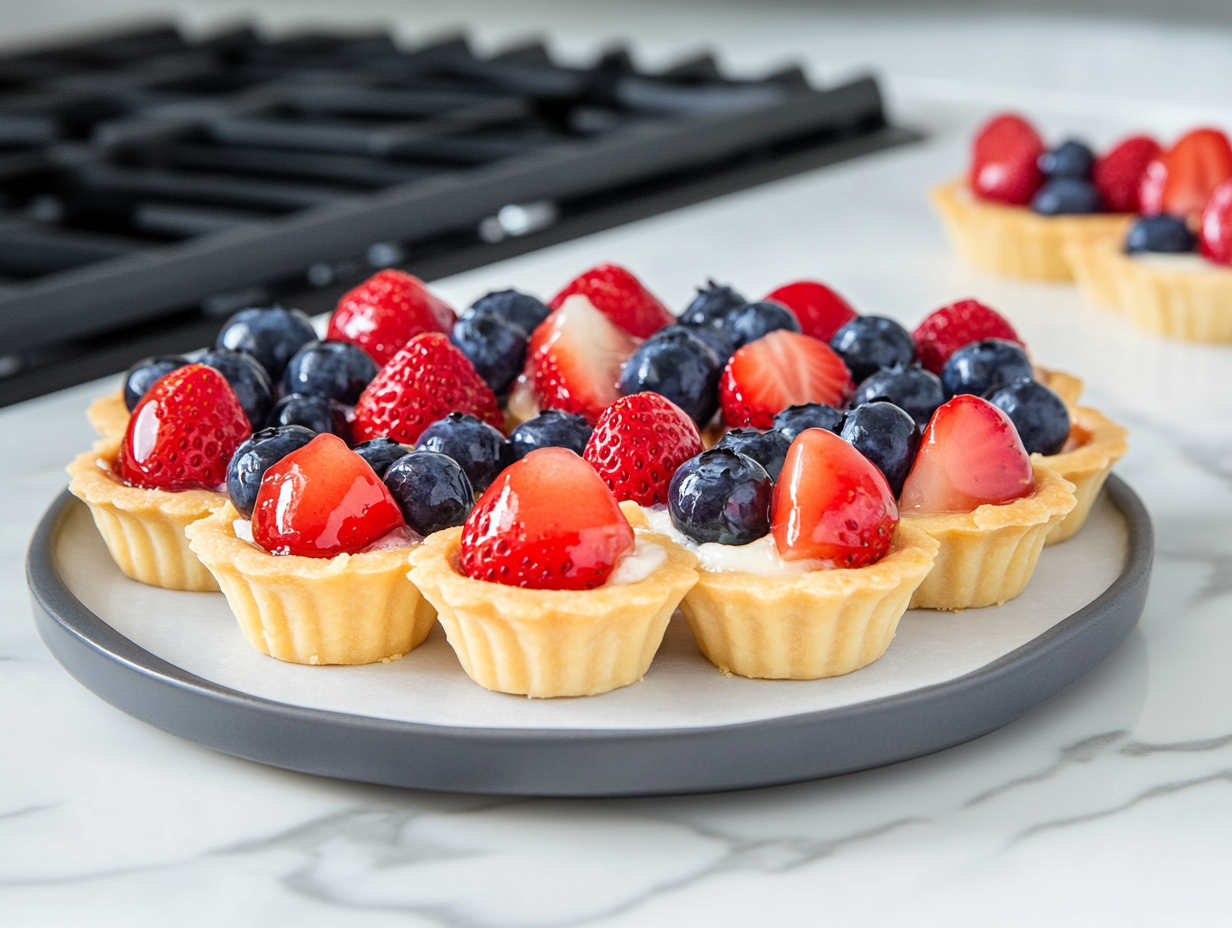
(4, 2), (1232, 925)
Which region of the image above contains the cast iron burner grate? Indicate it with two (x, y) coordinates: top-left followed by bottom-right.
(0, 22), (919, 406)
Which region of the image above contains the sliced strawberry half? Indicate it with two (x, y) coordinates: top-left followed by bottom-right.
(252, 433), (404, 558)
(719, 330), (852, 429)
(584, 393), (702, 507)
(1200, 178), (1232, 266)
(117, 363), (250, 492)
(770, 428), (898, 568)
(528, 294), (637, 423)
(327, 269), (456, 367)
(763, 280), (858, 342)
(460, 446), (635, 590)
(1093, 135), (1162, 214)
(912, 299), (1023, 375)
(899, 395), (1034, 514)
(549, 264), (673, 339)
(1138, 128), (1232, 220)
(968, 112), (1045, 206)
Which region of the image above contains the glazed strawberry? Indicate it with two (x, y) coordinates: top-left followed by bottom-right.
(1138, 128), (1232, 220)
(117, 363), (250, 492)
(1199, 178), (1232, 266)
(770, 428), (898, 567)
(763, 280), (858, 342)
(252, 433), (404, 558)
(911, 299), (1023, 375)
(1092, 135), (1161, 213)
(549, 264), (673, 339)
(528, 293), (637, 423)
(583, 393), (702, 506)
(719, 330), (852, 429)
(460, 446), (635, 590)
(969, 113), (1045, 206)
(327, 269), (456, 367)
(351, 333), (502, 444)
(899, 395), (1034, 515)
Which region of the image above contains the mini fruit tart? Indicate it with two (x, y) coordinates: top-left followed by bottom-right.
(86, 389), (132, 443)
(67, 364), (250, 591)
(641, 429), (938, 681)
(1035, 405), (1129, 545)
(408, 446), (698, 698)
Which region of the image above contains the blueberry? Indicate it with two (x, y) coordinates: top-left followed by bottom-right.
(840, 402), (920, 498)
(985, 380), (1070, 456)
(1038, 140), (1095, 179)
(215, 306), (317, 380)
(414, 412), (512, 493)
(714, 428), (791, 482)
(851, 364), (945, 428)
(941, 339), (1034, 399)
(773, 403), (843, 442)
(198, 348), (274, 429)
(721, 300), (800, 349)
(282, 340), (377, 405)
(450, 310), (528, 395)
(619, 327), (722, 426)
(829, 316), (915, 383)
(679, 280), (747, 330)
(266, 393), (352, 443)
(509, 410), (593, 460)
(1031, 178), (1103, 215)
(353, 437), (411, 478)
(668, 449), (772, 546)
(123, 355), (189, 411)
(226, 425), (316, 518)
(463, 289), (552, 336)
(660, 323), (733, 369)
(383, 451), (474, 535)
(1125, 214), (1196, 254)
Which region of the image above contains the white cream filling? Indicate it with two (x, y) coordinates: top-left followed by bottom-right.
(1129, 252), (1228, 274)
(231, 518), (421, 554)
(639, 507), (825, 577)
(604, 539), (669, 586)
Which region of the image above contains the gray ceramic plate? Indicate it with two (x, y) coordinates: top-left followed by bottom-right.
(28, 477), (1152, 797)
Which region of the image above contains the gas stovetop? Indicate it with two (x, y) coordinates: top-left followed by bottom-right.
(0, 22), (918, 407)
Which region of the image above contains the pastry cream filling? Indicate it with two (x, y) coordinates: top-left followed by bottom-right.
(639, 507), (825, 577)
(605, 539), (668, 586)
(1128, 252), (1228, 274)
(231, 518), (421, 554)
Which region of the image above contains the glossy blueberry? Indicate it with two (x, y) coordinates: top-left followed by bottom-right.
(668, 449), (773, 546)
(215, 306), (317, 380)
(851, 364), (945, 428)
(353, 437), (411, 478)
(619, 327), (722, 426)
(450, 310), (528, 395)
(840, 402), (920, 498)
(281, 340), (377, 405)
(123, 355), (189, 411)
(509, 410), (593, 460)
(414, 412), (512, 493)
(1031, 178), (1103, 215)
(941, 338), (1034, 399)
(721, 300), (800, 349)
(714, 427), (791, 482)
(226, 425), (316, 518)
(463, 289), (552, 336)
(829, 316), (915, 383)
(679, 281), (747, 330)
(198, 349), (274, 429)
(1038, 140), (1095, 179)
(661, 323), (734, 369)
(265, 393), (352, 443)
(1125, 214), (1196, 254)
(985, 380), (1070, 456)
(383, 451), (474, 536)
(772, 403), (843, 442)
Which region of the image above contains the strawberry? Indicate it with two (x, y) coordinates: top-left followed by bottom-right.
(252, 433), (404, 558)
(719, 330), (852, 429)
(1200, 179), (1232, 266)
(528, 293), (637, 423)
(583, 393), (703, 507)
(117, 363), (250, 492)
(911, 299), (1023, 375)
(459, 446), (635, 590)
(770, 428), (898, 568)
(1138, 128), (1232, 220)
(327, 269), (456, 367)
(899, 395), (1034, 515)
(351, 333), (502, 445)
(968, 113), (1045, 206)
(1092, 135), (1161, 213)
(549, 264), (673, 339)
(763, 280), (858, 342)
